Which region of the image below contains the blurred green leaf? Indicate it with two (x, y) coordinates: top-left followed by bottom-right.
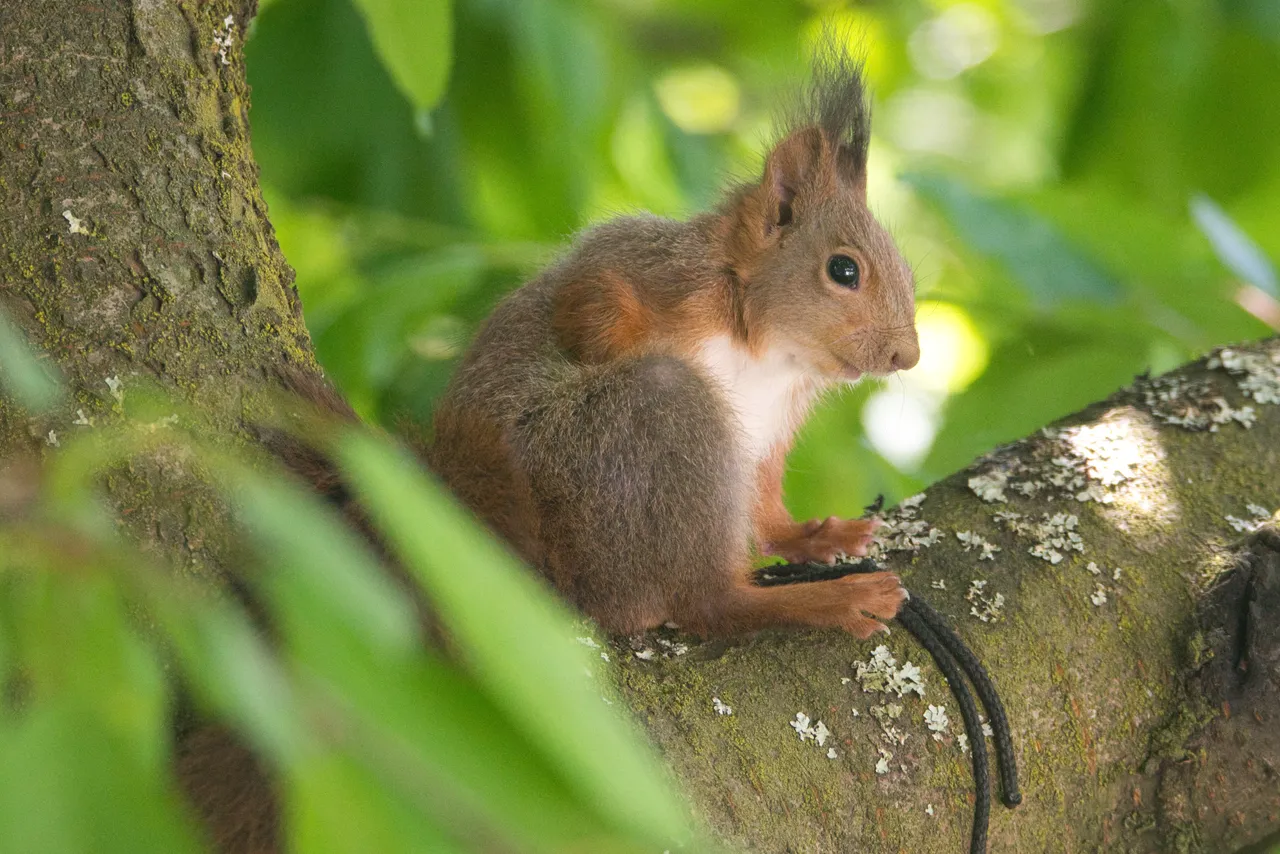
(234, 474), (420, 656)
(349, 0), (453, 118)
(336, 433), (696, 849)
(0, 572), (201, 854)
(1024, 184), (1268, 349)
(1190, 193), (1278, 297)
(288, 752), (466, 854)
(229, 461), (630, 852)
(0, 308), (62, 413)
(904, 172), (1122, 308)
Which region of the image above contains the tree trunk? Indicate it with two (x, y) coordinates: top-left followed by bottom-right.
(616, 345), (1280, 853)
(3, 4), (1279, 854)
(0, 0), (317, 578)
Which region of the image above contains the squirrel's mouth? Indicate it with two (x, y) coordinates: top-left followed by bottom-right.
(829, 353), (864, 382)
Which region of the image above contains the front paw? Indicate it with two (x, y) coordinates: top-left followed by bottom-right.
(838, 571), (908, 637)
(766, 516), (880, 564)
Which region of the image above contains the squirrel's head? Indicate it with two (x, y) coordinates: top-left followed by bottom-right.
(719, 55), (918, 381)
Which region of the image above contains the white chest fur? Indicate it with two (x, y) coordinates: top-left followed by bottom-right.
(694, 335), (815, 462)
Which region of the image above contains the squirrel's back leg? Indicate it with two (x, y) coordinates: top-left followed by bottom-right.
(513, 353), (753, 634)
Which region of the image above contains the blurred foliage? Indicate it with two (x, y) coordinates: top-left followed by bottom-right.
(247, 0), (1280, 519)
(0, 370), (701, 853)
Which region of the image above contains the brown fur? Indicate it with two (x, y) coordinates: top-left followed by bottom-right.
(176, 725), (278, 854)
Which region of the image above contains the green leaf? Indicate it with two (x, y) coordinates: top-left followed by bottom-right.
(1190, 193), (1278, 297)
(349, 0), (452, 116)
(0, 572), (201, 854)
(903, 172), (1122, 308)
(335, 433), (696, 849)
(233, 473), (420, 656)
(0, 706), (203, 854)
(288, 752), (466, 854)
(0, 307), (62, 413)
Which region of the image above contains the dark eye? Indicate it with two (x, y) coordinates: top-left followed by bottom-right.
(827, 254), (860, 288)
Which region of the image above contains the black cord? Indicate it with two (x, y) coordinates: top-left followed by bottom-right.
(906, 595), (1021, 807)
(897, 602), (990, 854)
(752, 558), (1021, 852)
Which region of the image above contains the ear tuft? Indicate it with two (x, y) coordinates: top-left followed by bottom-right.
(788, 42), (872, 194)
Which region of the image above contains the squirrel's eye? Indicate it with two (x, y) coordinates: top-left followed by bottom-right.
(827, 254), (860, 288)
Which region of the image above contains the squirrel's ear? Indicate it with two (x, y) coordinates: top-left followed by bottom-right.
(760, 126), (827, 232)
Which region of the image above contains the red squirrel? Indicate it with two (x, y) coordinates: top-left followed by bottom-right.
(177, 53), (921, 854)
(430, 55), (920, 639)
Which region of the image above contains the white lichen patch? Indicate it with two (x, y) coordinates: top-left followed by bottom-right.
(790, 712), (831, 747)
(1226, 503), (1274, 533)
(63, 209), (90, 235)
(214, 15), (236, 65)
(924, 705), (950, 739)
(930, 579), (947, 590)
(956, 530), (1001, 560)
(926, 804), (935, 817)
(656, 638), (689, 657)
(145, 414), (179, 432)
(1090, 585), (1108, 607)
(875, 748), (893, 775)
(966, 579), (1006, 623)
(827, 747), (839, 759)
(105, 375), (124, 405)
(45, 430), (58, 447)
(575, 636), (600, 649)
(1002, 511), (1084, 564)
(1208, 346), (1280, 406)
(968, 470), (1008, 503)
(72, 409), (94, 427)
(957, 732), (970, 754)
(633, 649), (656, 661)
(1064, 421), (1143, 488)
(853, 645), (926, 698)
(1138, 370), (1257, 431)
(870, 493), (943, 555)
(712, 697), (733, 716)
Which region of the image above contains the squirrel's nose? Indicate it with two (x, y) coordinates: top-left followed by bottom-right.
(890, 339), (920, 372)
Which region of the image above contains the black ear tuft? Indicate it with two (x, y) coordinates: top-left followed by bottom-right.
(784, 38), (872, 187)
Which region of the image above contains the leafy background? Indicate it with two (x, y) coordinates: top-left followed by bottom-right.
(2, 1), (1279, 852)
(249, 0), (1280, 518)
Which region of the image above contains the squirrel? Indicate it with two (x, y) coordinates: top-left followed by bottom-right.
(176, 52), (921, 854)
(429, 53), (920, 639)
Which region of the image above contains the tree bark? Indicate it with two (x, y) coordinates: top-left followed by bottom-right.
(615, 345), (1280, 853)
(3, 4), (1280, 854)
(0, 0), (317, 577)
